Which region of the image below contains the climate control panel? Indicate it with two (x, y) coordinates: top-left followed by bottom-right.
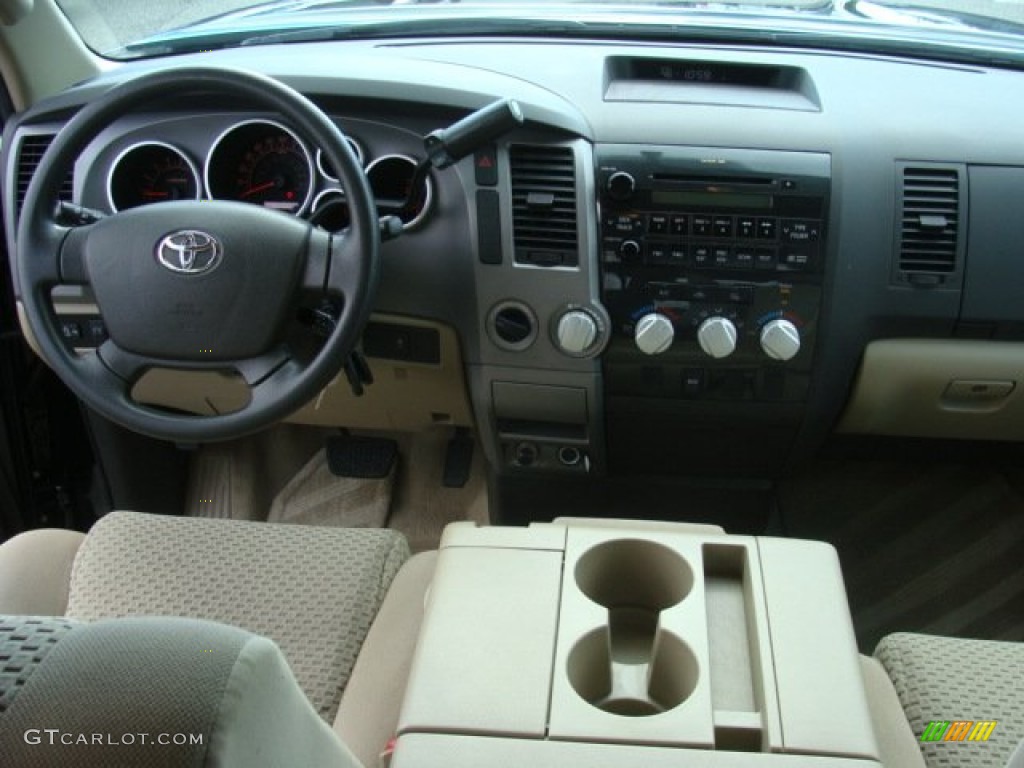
(597, 144), (829, 403)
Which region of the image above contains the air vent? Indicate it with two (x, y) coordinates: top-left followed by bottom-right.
(896, 165), (962, 284)
(509, 145), (578, 267)
(16, 133), (74, 221)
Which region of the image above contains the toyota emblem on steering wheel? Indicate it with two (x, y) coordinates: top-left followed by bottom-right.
(156, 230), (223, 274)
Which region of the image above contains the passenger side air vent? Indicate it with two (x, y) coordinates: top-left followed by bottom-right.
(509, 145), (578, 267)
(16, 133), (74, 221)
(894, 164), (964, 286)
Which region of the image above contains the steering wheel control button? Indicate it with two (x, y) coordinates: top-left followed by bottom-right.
(760, 318), (802, 361)
(60, 320), (83, 341)
(634, 313), (675, 355)
(155, 230), (223, 274)
(697, 316), (738, 359)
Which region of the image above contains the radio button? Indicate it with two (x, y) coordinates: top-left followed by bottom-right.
(713, 217), (734, 238)
(692, 245), (711, 268)
(757, 218), (778, 240)
(671, 215), (689, 235)
(781, 219), (820, 242)
(713, 246), (731, 268)
(755, 248), (777, 269)
(734, 249), (756, 269)
(693, 216), (713, 237)
(668, 245), (689, 265)
(737, 217), (757, 238)
(604, 214), (644, 236)
(648, 215), (669, 234)
(648, 243), (671, 265)
(780, 248), (813, 270)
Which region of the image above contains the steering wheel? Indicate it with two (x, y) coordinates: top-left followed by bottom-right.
(16, 67), (379, 443)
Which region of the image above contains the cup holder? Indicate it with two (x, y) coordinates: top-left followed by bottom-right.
(567, 627), (698, 716)
(575, 539), (693, 612)
(568, 539), (697, 716)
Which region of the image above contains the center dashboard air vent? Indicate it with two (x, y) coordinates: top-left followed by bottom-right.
(894, 163), (964, 287)
(509, 144), (578, 268)
(15, 133), (74, 222)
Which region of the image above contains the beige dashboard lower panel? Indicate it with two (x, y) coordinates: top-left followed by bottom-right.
(839, 339), (1024, 440)
(21, 298), (473, 430)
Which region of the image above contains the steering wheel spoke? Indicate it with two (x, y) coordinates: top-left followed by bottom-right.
(59, 224), (93, 285)
(233, 346), (293, 387)
(95, 340), (155, 384)
(326, 229), (373, 301)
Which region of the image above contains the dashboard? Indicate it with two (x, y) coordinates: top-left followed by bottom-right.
(5, 37), (1024, 483)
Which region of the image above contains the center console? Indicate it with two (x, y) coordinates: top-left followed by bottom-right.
(392, 520), (881, 767)
(597, 146), (831, 476)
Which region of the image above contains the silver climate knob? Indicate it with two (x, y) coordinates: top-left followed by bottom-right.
(760, 318), (801, 361)
(634, 313), (675, 355)
(556, 310), (599, 355)
(697, 316), (738, 359)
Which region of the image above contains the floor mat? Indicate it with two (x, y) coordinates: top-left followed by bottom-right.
(268, 448), (395, 529)
(779, 460), (1024, 653)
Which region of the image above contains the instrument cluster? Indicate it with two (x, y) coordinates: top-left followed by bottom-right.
(105, 118), (433, 231)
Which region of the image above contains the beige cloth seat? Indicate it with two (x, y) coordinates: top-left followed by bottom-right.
(0, 514), (409, 724)
(875, 632), (1024, 767)
(0, 614), (362, 767)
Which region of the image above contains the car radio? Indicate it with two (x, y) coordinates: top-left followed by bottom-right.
(597, 145), (830, 403)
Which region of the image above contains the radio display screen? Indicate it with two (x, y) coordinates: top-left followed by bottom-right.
(651, 190), (773, 210)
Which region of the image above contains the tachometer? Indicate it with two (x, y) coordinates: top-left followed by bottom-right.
(107, 142), (200, 211)
(205, 120), (314, 215)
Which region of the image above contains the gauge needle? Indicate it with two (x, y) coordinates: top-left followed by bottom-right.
(241, 181), (276, 198)
(142, 191), (169, 198)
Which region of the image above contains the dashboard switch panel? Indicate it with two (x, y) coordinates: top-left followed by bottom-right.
(597, 144), (830, 403)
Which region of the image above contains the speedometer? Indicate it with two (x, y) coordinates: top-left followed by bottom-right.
(205, 120), (314, 215)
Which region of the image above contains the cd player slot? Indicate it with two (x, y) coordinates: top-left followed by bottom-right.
(651, 173), (777, 188)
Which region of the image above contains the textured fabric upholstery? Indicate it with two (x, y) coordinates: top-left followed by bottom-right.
(0, 615), (362, 767)
(66, 511), (409, 721)
(0, 616), (81, 716)
(0, 529), (85, 615)
(875, 632), (1024, 767)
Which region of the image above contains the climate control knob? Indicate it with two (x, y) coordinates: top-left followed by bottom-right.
(556, 310), (599, 355)
(697, 316), (738, 359)
(606, 171), (636, 202)
(760, 318), (801, 361)
(634, 313), (674, 355)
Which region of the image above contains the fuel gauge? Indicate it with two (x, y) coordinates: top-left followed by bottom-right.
(108, 142), (200, 211)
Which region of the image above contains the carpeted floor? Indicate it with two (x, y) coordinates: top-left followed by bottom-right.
(778, 460), (1024, 653)
(185, 424), (488, 552)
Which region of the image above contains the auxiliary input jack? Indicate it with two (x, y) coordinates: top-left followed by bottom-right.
(558, 446), (582, 467)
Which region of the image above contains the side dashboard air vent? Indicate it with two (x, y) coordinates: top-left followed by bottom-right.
(509, 145), (578, 267)
(895, 164), (964, 286)
(16, 134), (74, 221)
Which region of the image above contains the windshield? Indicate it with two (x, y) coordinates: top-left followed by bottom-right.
(56, 0), (1024, 61)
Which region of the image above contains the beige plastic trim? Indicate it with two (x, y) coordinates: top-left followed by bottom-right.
(839, 339), (1024, 440)
(19, 303), (473, 430)
(0, 0), (109, 110)
(398, 521), (878, 763)
(393, 733), (881, 768)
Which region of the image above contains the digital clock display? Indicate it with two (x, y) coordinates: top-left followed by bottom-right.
(651, 190), (773, 210)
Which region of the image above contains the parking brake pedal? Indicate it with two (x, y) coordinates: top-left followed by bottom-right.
(326, 436), (398, 479)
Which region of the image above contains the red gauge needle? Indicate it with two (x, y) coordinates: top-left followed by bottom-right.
(142, 191), (169, 198)
(241, 181), (276, 198)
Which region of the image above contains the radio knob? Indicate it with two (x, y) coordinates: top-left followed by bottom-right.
(618, 239), (642, 263)
(606, 171), (636, 202)
(556, 310), (599, 355)
(697, 316), (738, 359)
(760, 318), (801, 361)
(634, 313), (674, 355)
